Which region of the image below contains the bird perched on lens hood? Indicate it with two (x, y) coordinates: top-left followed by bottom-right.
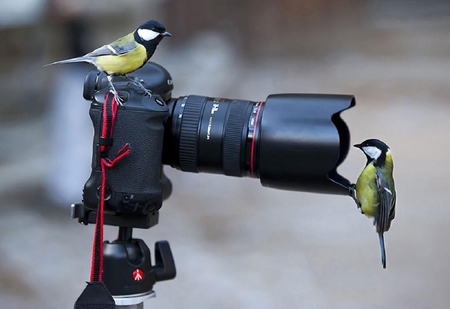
(46, 19), (171, 102)
(352, 139), (396, 269)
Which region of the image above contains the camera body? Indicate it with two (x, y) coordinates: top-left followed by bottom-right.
(82, 64), (174, 226)
(81, 62), (355, 229)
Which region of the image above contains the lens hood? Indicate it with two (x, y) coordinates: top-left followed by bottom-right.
(258, 94), (354, 195)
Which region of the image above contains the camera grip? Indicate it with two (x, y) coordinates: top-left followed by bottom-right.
(83, 97), (168, 215)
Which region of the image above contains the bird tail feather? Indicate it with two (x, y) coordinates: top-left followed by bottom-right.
(44, 56), (94, 67)
(379, 233), (386, 269)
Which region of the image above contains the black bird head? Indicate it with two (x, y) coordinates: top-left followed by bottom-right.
(354, 138), (390, 167)
(134, 20), (171, 58)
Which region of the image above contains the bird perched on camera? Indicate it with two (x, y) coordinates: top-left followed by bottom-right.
(352, 139), (396, 269)
(46, 19), (171, 102)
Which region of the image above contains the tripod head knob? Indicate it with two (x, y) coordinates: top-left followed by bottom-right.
(154, 241), (176, 281)
(102, 237), (176, 298)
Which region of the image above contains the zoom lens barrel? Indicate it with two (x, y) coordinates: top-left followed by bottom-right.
(163, 96), (261, 177)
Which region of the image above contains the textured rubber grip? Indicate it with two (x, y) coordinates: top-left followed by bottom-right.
(222, 100), (248, 176)
(178, 96), (205, 172)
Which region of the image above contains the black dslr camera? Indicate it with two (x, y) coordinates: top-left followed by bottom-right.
(78, 62), (355, 228)
(73, 62), (355, 307)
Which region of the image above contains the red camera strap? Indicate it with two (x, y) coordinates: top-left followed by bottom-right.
(90, 92), (131, 282)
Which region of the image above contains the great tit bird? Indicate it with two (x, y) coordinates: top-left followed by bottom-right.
(46, 19), (171, 102)
(353, 139), (396, 269)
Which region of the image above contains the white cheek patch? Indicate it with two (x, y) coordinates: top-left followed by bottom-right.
(137, 29), (160, 41)
(362, 146), (381, 160)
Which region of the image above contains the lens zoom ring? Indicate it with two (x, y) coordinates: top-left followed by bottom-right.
(223, 100), (247, 176)
(179, 96), (205, 172)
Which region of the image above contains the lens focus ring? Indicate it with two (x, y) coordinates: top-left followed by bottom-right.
(222, 100), (248, 176)
(178, 96), (205, 172)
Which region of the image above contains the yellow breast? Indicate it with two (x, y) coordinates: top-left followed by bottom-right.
(355, 163), (379, 217)
(95, 44), (148, 75)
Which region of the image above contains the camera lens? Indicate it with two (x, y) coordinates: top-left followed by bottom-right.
(163, 95), (262, 177)
(163, 94), (355, 195)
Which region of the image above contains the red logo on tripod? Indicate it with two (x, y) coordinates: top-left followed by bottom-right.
(132, 269), (144, 281)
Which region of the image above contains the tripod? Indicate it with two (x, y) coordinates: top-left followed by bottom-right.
(72, 204), (176, 308)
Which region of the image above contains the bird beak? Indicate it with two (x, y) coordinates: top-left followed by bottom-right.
(353, 143), (362, 149)
(161, 31), (172, 37)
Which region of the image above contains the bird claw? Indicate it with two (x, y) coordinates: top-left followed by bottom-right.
(136, 85), (152, 97)
(133, 80), (153, 97)
(110, 90), (123, 105)
(349, 183), (363, 213)
(143, 88), (153, 98)
(106, 75), (123, 105)
(348, 183), (356, 199)
(124, 75), (152, 97)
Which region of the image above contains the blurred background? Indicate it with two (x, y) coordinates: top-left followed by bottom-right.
(1, 0), (450, 308)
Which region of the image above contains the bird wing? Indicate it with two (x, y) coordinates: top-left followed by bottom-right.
(375, 169), (395, 233)
(86, 33), (137, 57)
